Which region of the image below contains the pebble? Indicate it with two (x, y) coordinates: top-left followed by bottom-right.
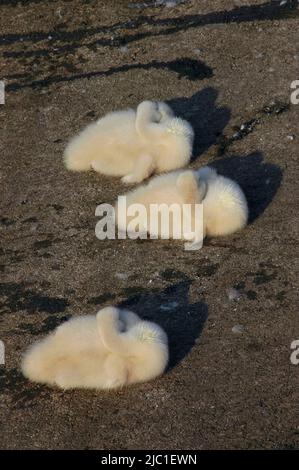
(227, 288), (241, 301)
(115, 272), (129, 280)
(67, 228), (78, 237)
(165, 0), (182, 7)
(120, 45), (128, 53)
(286, 135), (295, 141)
(232, 324), (245, 334)
(160, 301), (179, 311)
(128, 0), (184, 8)
(30, 223), (39, 232)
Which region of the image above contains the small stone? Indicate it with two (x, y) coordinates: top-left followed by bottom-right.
(286, 135), (295, 141)
(227, 288), (241, 301)
(160, 301), (179, 311)
(120, 45), (128, 53)
(232, 324), (245, 334)
(30, 223), (39, 232)
(166, 1), (180, 7)
(148, 272), (160, 283)
(115, 272), (128, 280)
(41, 106), (53, 114)
(67, 228), (78, 237)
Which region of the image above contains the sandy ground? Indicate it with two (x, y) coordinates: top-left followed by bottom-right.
(0, 0), (298, 450)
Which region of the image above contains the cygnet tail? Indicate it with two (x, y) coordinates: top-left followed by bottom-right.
(21, 337), (60, 384)
(63, 122), (100, 172)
